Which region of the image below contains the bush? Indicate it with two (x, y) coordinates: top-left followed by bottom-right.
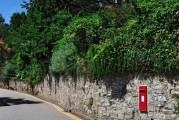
(50, 38), (77, 74)
(64, 13), (101, 56)
(0, 62), (15, 80)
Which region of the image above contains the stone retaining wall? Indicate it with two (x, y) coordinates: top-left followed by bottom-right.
(8, 75), (179, 120)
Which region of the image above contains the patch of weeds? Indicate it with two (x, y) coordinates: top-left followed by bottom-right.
(87, 97), (93, 110)
(174, 101), (179, 114)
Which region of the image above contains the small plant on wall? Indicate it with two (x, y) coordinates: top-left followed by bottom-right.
(87, 97), (93, 110)
(174, 101), (179, 114)
(172, 93), (179, 114)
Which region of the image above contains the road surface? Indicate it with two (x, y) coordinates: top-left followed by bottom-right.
(0, 89), (72, 120)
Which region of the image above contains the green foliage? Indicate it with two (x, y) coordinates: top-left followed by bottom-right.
(0, 14), (5, 23)
(3, 0), (73, 85)
(10, 12), (27, 29)
(0, 62), (15, 80)
(0, 24), (10, 39)
(176, 102), (179, 114)
(100, 4), (136, 28)
(0, 14), (10, 39)
(49, 13), (101, 75)
(64, 13), (101, 56)
(27, 59), (43, 85)
(2, 0), (179, 84)
(87, 0), (179, 76)
(50, 38), (77, 74)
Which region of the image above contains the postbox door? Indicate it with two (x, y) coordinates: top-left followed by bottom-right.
(139, 86), (147, 112)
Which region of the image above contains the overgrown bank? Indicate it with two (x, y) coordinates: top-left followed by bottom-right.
(0, 0), (179, 86)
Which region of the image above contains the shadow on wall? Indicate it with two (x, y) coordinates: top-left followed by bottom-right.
(101, 75), (130, 100)
(101, 73), (157, 100)
(47, 73), (63, 94)
(47, 73), (130, 100)
(0, 97), (42, 107)
(46, 73), (78, 94)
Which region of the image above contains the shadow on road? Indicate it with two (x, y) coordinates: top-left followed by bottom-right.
(0, 97), (42, 107)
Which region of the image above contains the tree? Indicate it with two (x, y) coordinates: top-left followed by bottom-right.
(10, 12), (27, 29)
(0, 14), (10, 39)
(0, 14), (5, 24)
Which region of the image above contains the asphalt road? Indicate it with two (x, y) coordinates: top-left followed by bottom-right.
(0, 89), (72, 120)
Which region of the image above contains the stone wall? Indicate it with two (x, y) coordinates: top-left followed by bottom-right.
(9, 75), (179, 120)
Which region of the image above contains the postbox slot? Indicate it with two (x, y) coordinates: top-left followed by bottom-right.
(140, 90), (146, 92)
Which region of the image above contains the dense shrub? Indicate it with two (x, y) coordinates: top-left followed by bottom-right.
(50, 38), (77, 74)
(0, 62), (14, 80)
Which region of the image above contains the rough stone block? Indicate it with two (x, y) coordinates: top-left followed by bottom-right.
(126, 108), (134, 114)
(132, 93), (138, 97)
(126, 96), (132, 103)
(148, 104), (155, 112)
(153, 79), (159, 84)
(104, 101), (110, 106)
(120, 107), (127, 113)
(168, 84), (175, 90)
(148, 112), (154, 118)
(153, 113), (165, 119)
(164, 115), (178, 120)
(155, 90), (164, 94)
(125, 113), (134, 119)
(109, 113), (118, 119)
(175, 85), (179, 90)
(158, 95), (167, 102)
(127, 84), (133, 90)
(162, 109), (174, 114)
(117, 113), (124, 120)
(139, 113), (148, 120)
(154, 84), (163, 90)
(164, 102), (174, 110)
(155, 101), (165, 107)
(122, 103), (128, 107)
(171, 90), (179, 96)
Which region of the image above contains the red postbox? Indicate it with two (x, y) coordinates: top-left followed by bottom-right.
(139, 86), (147, 112)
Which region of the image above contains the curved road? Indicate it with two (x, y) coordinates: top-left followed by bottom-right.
(0, 89), (72, 120)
